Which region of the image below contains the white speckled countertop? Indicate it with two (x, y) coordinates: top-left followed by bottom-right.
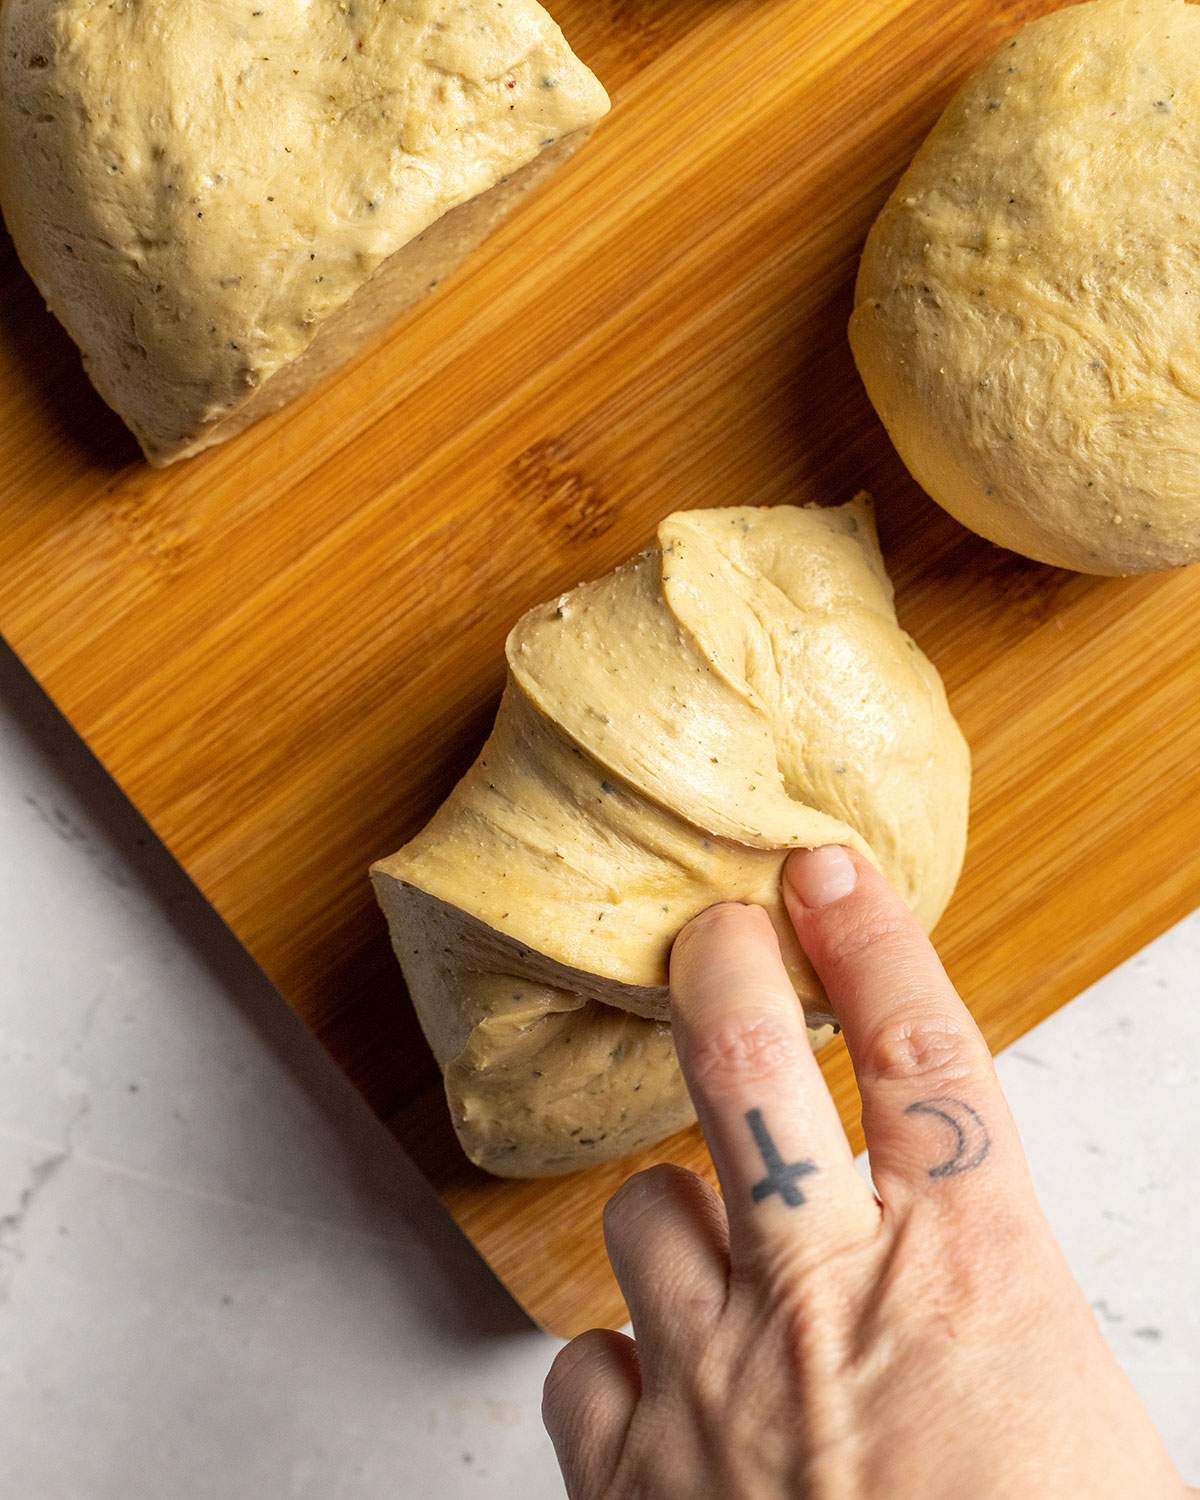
(1, 637), (1197, 1498)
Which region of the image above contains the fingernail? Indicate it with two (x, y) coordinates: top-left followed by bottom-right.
(785, 845), (858, 909)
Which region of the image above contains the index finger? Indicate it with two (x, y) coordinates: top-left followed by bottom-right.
(669, 902), (879, 1271)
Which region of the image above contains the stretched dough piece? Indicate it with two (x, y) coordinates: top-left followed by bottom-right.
(372, 498), (971, 1177)
(0, 0), (608, 464)
(851, 0), (1200, 575)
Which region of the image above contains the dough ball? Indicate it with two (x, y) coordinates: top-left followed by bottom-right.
(850, 0), (1200, 575)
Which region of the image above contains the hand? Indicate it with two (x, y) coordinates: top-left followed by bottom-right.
(542, 846), (1190, 1499)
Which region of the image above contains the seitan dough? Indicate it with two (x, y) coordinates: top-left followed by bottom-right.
(0, 0), (608, 464)
(850, 0), (1200, 575)
(372, 497), (971, 1177)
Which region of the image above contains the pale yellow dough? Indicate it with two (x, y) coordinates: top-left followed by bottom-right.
(850, 0), (1200, 575)
(0, 0), (608, 464)
(371, 498), (971, 1177)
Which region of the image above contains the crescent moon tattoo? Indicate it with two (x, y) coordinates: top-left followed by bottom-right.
(905, 1097), (991, 1178)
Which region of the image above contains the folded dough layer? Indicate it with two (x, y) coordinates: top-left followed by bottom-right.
(372, 498), (971, 1176)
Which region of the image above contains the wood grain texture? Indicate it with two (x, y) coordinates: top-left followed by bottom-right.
(2, 0), (1197, 1336)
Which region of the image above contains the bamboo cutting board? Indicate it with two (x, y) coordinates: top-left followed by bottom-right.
(2, 0), (1198, 1338)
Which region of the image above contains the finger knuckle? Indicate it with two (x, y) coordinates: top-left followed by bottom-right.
(604, 1162), (696, 1228)
(681, 1337), (735, 1417)
(542, 1329), (613, 1416)
(858, 1005), (981, 1087)
(896, 1199), (1044, 1310)
(686, 1012), (803, 1096)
